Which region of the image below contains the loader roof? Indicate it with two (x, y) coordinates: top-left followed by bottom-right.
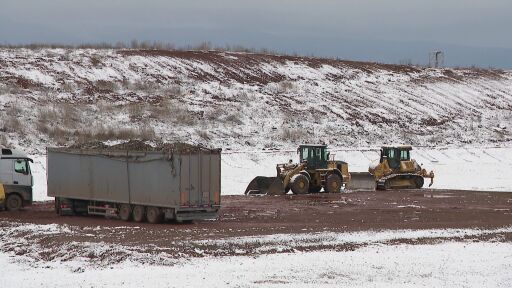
(381, 145), (413, 150)
(299, 144), (327, 148)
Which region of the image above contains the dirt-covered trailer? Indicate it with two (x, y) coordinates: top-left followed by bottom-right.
(47, 144), (221, 223)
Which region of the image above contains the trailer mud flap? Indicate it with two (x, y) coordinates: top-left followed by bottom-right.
(175, 210), (219, 221)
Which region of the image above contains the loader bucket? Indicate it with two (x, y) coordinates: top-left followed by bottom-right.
(346, 172), (377, 191)
(245, 176), (285, 195)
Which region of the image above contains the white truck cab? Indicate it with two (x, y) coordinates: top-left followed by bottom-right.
(0, 148), (33, 210)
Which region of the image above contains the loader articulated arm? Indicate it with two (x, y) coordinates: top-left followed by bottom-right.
(278, 162), (307, 188)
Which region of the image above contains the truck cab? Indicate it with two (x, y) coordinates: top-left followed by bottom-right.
(0, 148), (34, 210)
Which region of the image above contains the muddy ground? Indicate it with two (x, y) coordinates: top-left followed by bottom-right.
(1, 189), (512, 263)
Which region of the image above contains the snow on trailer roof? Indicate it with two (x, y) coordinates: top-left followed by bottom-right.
(48, 140), (221, 154)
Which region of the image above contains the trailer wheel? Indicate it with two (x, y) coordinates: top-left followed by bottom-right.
(6, 194), (23, 211)
(147, 207), (163, 224)
(132, 205), (146, 222)
(54, 197), (61, 214)
(119, 204), (132, 221)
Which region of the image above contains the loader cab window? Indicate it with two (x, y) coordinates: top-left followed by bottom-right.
(386, 149), (396, 159)
(315, 148), (322, 160)
(400, 150), (410, 161)
(383, 148), (400, 169)
(300, 147), (310, 162)
(14, 159), (30, 175)
(324, 150), (330, 161)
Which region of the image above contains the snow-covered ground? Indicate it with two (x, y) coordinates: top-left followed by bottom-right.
(0, 223), (512, 287)
(1, 226), (511, 287)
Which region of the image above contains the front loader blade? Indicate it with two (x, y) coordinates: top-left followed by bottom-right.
(346, 172), (377, 191)
(245, 176), (285, 195)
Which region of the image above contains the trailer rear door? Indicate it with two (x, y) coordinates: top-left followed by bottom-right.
(180, 151), (220, 207)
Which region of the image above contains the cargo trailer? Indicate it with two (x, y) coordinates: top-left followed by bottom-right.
(47, 145), (221, 223)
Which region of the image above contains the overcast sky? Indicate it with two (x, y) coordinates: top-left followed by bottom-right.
(1, 0), (511, 68)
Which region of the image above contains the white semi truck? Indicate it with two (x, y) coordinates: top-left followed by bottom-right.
(0, 148), (34, 211)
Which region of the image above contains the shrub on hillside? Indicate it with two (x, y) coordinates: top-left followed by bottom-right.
(279, 127), (308, 142)
(94, 80), (119, 92)
(0, 133), (9, 146)
(2, 118), (23, 133)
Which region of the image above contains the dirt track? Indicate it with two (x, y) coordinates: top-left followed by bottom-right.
(1, 189), (512, 263)
(3, 189), (512, 235)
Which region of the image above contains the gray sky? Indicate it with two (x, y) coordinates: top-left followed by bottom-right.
(1, 0), (511, 68)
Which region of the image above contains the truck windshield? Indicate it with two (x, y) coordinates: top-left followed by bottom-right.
(14, 159), (29, 175)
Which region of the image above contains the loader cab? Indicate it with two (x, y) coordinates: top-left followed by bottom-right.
(298, 144), (329, 170)
(380, 146), (412, 169)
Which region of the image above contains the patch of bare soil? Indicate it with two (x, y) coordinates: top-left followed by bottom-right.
(116, 50), (439, 84)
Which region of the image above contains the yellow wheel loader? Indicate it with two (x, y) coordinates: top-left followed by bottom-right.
(245, 144), (351, 195)
(369, 146), (434, 190)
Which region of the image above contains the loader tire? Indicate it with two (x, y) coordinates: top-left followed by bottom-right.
(415, 177), (425, 189)
(6, 194), (23, 211)
(290, 174), (309, 195)
(119, 204), (132, 221)
(132, 205), (146, 222)
(325, 174), (342, 193)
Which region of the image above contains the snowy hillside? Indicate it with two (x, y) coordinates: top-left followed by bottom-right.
(1, 48), (511, 154)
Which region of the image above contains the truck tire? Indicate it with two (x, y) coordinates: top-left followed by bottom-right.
(6, 194), (23, 211)
(132, 205), (146, 222)
(325, 174), (342, 193)
(147, 207), (163, 224)
(290, 174), (309, 195)
(119, 204), (132, 221)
